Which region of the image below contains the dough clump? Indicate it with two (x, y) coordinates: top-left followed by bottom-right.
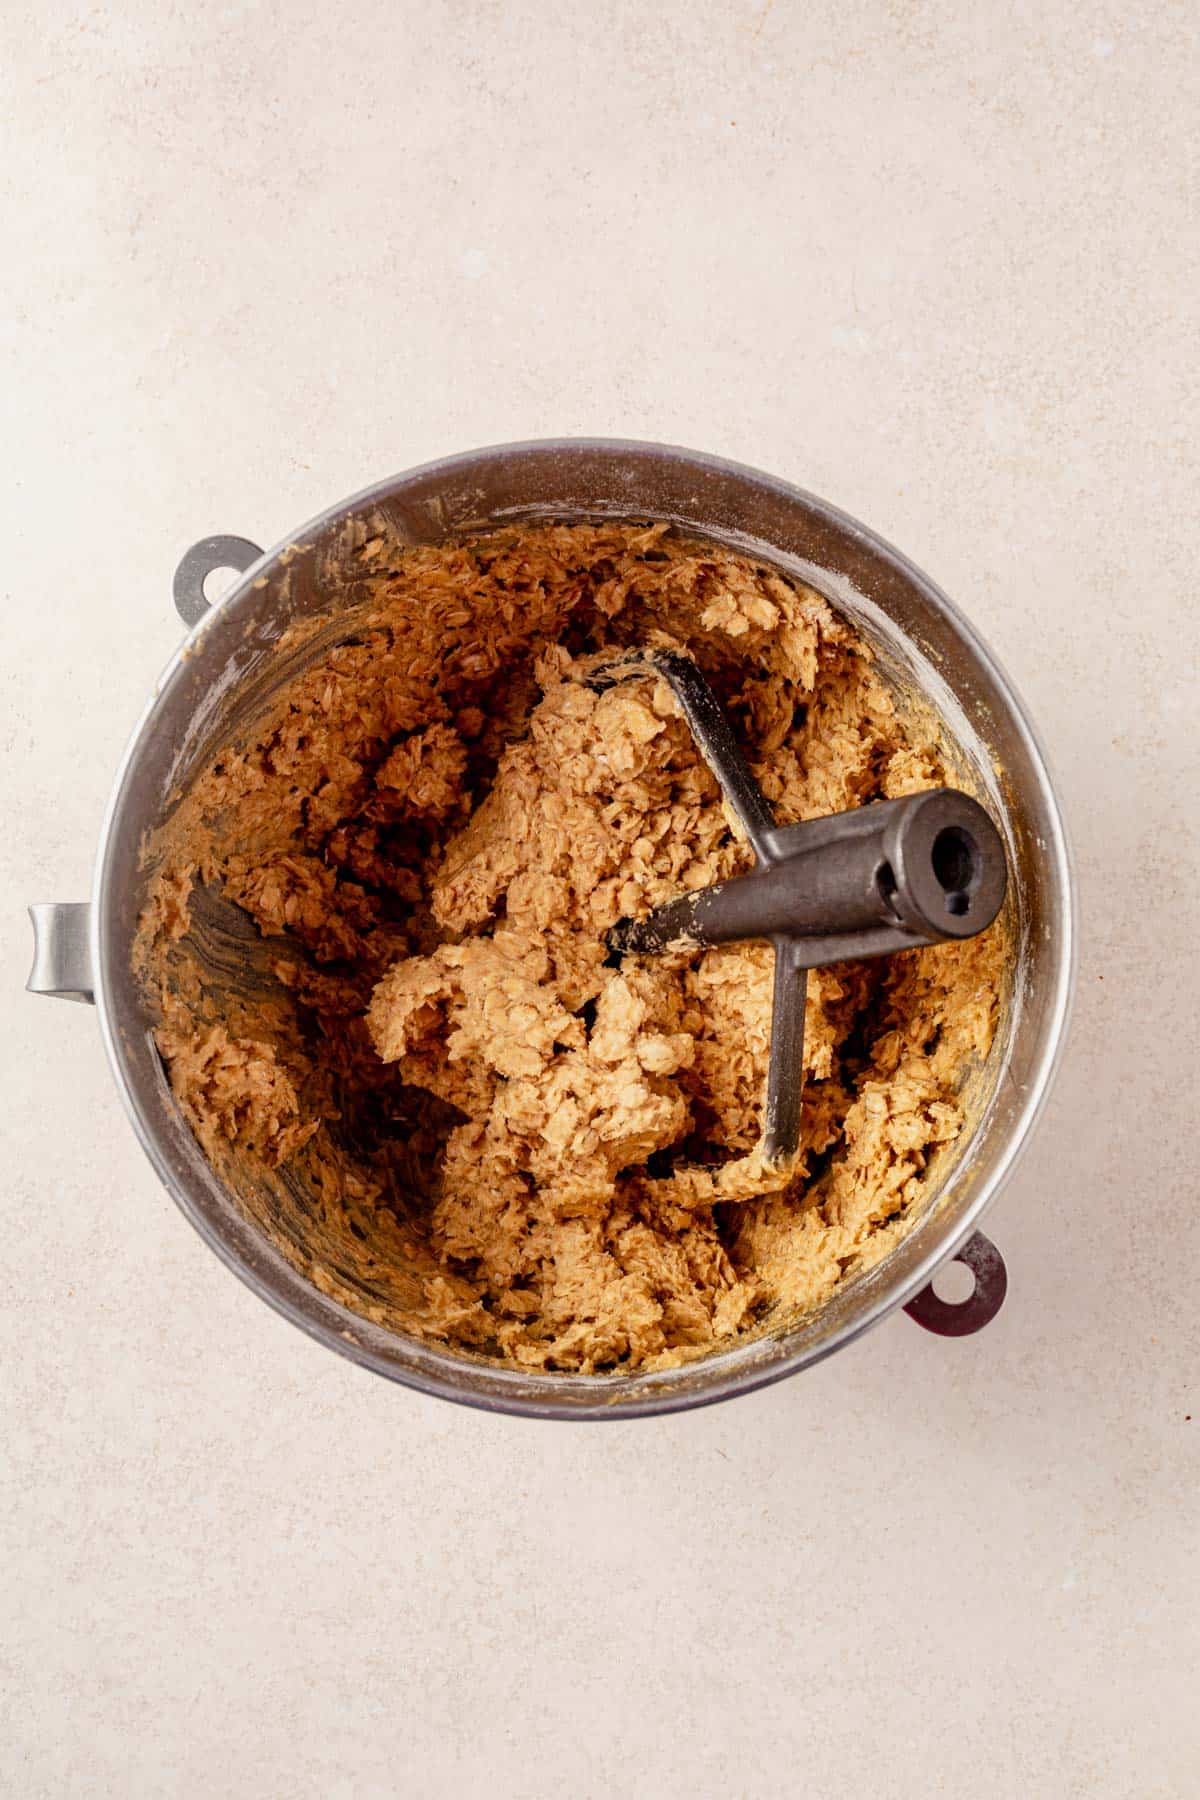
(137, 524), (1004, 1373)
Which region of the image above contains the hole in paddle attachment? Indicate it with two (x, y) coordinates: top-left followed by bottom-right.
(931, 825), (978, 918)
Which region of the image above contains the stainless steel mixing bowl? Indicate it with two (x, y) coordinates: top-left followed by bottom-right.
(27, 440), (1076, 1417)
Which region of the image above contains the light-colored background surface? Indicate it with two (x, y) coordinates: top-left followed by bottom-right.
(4, 3), (1197, 1795)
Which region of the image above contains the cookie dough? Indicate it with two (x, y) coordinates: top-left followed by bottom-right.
(136, 524), (1004, 1373)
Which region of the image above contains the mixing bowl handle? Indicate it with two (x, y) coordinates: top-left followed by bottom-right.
(26, 903), (94, 1004)
(903, 1230), (1007, 1336)
(172, 535), (265, 629)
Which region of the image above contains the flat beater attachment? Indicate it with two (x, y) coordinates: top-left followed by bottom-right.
(589, 650), (1007, 1172)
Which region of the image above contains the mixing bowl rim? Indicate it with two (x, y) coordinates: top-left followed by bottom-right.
(90, 437), (1078, 1418)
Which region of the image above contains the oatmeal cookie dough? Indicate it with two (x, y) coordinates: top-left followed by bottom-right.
(137, 524), (1005, 1373)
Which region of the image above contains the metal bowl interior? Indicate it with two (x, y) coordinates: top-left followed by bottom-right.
(92, 440), (1075, 1418)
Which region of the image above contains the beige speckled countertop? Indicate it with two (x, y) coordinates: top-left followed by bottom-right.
(4, 3), (1197, 1795)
